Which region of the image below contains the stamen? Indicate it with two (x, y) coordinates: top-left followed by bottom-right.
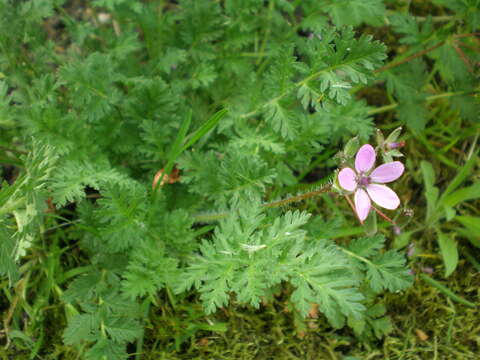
(358, 175), (371, 187)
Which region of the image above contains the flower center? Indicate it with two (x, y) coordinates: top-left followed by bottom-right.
(357, 174), (371, 187)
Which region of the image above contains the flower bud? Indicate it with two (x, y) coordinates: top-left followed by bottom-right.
(331, 169), (343, 193)
(385, 127), (403, 144)
(376, 129), (385, 147)
(393, 226), (401, 236)
(421, 266), (434, 274)
(407, 243), (415, 257)
(387, 141), (405, 149)
(343, 136), (359, 158)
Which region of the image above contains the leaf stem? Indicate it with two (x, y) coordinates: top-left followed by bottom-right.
(135, 299), (151, 360)
(241, 53), (381, 119)
(340, 248), (375, 267)
(256, 0), (274, 66)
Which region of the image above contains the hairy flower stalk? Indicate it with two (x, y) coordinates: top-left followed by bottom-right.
(338, 144), (404, 222)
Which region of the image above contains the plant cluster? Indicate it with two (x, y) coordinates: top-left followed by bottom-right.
(0, 0), (478, 358)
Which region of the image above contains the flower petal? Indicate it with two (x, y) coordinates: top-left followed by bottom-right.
(370, 161), (404, 183)
(338, 167), (357, 191)
(366, 184), (400, 210)
(354, 188), (371, 222)
(355, 144), (376, 173)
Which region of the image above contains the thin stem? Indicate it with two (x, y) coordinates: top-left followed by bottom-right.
(385, 9), (455, 23)
(241, 55), (376, 119)
(297, 149), (336, 181)
(368, 103), (398, 116)
(0, 145), (27, 155)
(193, 184), (332, 223)
(463, 248), (480, 273)
(343, 194), (360, 223)
(194, 211), (230, 223)
(367, 90), (478, 116)
(135, 299), (151, 360)
(419, 273), (476, 308)
(240, 31), (479, 120)
(256, 0), (274, 66)
(414, 133), (461, 169)
(466, 128), (479, 160)
(374, 41), (445, 73)
(375, 32), (479, 73)
(263, 184), (332, 208)
(452, 42), (474, 73)
(415, 15), (455, 22)
(340, 248), (375, 266)
(371, 205), (396, 225)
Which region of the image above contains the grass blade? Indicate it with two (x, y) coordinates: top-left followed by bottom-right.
(440, 146), (478, 201)
(180, 108), (228, 153)
(420, 273), (476, 308)
(154, 109), (192, 192)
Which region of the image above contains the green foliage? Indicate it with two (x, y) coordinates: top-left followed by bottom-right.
(51, 160), (131, 207)
(2, 0), (478, 358)
(62, 268), (143, 357)
(0, 142), (56, 281)
(59, 53), (123, 122)
(389, 14), (434, 46)
(174, 199), (310, 312)
(432, 0), (480, 31)
(295, 28), (386, 111)
(386, 4), (480, 129)
(301, 0), (386, 28)
(121, 239), (178, 299)
(0, 81), (15, 127)
(382, 59), (428, 132)
(326, 0), (386, 27)
(419, 149), (480, 275)
(344, 235), (412, 293)
(176, 199), (410, 332)
(179, 150), (276, 206)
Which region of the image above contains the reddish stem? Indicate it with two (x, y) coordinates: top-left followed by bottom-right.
(375, 32), (479, 73)
(344, 194), (362, 224)
(263, 185), (332, 208)
(371, 205), (397, 225)
(452, 41), (475, 73)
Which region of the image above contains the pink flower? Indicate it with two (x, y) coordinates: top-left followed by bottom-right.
(338, 144), (404, 222)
